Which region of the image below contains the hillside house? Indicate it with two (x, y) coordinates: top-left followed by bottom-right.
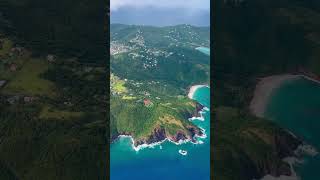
(143, 99), (153, 107)
(24, 96), (35, 103)
(144, 91), (151, 96)
(9, 64), (17, 72)
(7, 95), (20, 104)
(11, 47), (24, 56)
(0, 80), (6, 88)
(47, 54), (56, 63)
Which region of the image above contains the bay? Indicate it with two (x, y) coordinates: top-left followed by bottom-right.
(265, 77), (320, 179)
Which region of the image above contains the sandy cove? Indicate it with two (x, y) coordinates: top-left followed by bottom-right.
(249, 74), (301, 118)
(250, 74), (320, 180)
(188, 85), (209, 99)
(250, 74), (320, 118)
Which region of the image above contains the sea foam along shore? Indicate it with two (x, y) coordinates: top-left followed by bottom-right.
(116, 135), (167, 152)
(188, 84), (210, 122)
(259, 143), (319, 180)
(189, 107), (207, 121)
(258, 156), (301, 180)
(116, 132), (207, 152)
(249, 74), (301, 118)
(188, 85), (209, 99)
(117, 122), (208, 152)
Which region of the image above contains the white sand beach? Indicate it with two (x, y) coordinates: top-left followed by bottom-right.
(250, 74), (320, 180)
(188, 85), (208, 99)
(249, 74), (301, 118)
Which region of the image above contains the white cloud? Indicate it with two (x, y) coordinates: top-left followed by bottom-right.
(110, 0), (210, 11)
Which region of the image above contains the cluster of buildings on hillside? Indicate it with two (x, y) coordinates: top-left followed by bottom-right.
(112, 30), (181, 71)
(3, 95), (37, 105)
(110, 41), (131, 55)
(110, 73), (158, 108)
(129, 30), (145, 47)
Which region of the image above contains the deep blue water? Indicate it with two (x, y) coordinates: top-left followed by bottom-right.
(265, 77), (320, 179)
(110, 86), (210, 180)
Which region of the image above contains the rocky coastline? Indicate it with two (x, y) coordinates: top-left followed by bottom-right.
(240, 128), (303, 180)
(111, 102), (205, 150)
(262, 129), (302, 177)
(249, 72), (320, 179)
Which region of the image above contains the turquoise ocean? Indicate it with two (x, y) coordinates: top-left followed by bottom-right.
(265, 77), (320, 179)
(110, 47), (210, 180)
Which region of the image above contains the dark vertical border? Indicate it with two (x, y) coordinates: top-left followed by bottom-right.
(105, 2), (110, 180)
(211, 0), (216, 179)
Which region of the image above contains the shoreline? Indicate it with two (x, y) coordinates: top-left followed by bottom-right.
(112, 108), (209, 152)
(259, 143), (318, 180)
(259, 157), (301, 180)
(113, 119), (208, 152)
(250, 74), (320, 180)
(250, 74), (320, 118)
(114, 129), (208, 152)
(188, 84), (209, 99)
(189, 106), (209, 121)
(250, 74), (302, 118)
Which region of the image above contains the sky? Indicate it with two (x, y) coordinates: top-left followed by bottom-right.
(110, 0), (210, 26)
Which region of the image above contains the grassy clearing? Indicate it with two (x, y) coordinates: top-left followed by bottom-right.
(0, 55), (30, 80)
(0, 38), (13, 57)
(122, 95), (137, 100)
(113, 80), (127, 93)
(110, 73), (128, 94)
(159, 115), (184, 128)
(39, 106), (84, 120)
(2, 58), (56, 97)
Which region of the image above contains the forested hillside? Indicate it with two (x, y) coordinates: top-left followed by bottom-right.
(0, 1), (107, 179)
(0, 0), (106, 63)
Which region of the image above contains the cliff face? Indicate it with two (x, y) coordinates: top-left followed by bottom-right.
(275, 130), (302, 159)
(252, 128), (302, 178)
(112, 101), (206, 147)
(134, 125), (204, 147)
(134, 127), (167, 146)
(192, 103), (205, 117)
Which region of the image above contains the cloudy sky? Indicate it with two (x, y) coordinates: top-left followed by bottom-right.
(110, 0), (210, 26)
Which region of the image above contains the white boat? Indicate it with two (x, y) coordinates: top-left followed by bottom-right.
(178, 149), (187, 156)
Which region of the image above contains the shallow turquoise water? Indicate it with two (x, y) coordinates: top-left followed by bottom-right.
(196, 47), (210, 56)
(110, 86), (210, 180)
(265, 77), (320, 179)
